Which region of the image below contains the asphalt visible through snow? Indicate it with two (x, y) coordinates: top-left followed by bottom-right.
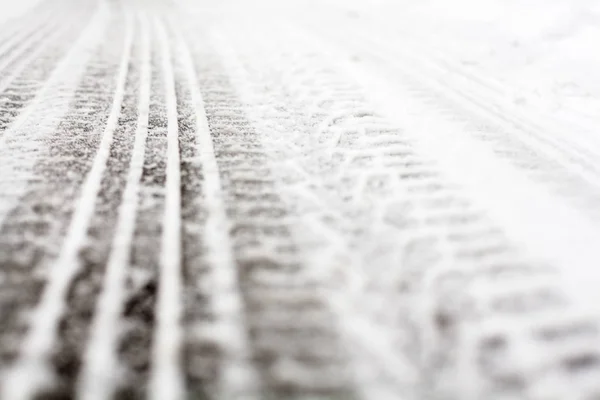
(1, 0), (600, 399)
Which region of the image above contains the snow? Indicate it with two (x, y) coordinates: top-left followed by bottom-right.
(332, 0), (600, 127)
(205, 0), (600, 130)
(0, 0), (41, 22)
(1, 0), (600, 398)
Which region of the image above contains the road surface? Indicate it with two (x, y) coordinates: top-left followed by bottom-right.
(1, 0), (600, 399)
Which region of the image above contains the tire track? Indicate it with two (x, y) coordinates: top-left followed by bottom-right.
(0, 3), (96, 137)
(210, 25), (420, 399)
(302, 0), (600, 151)
(149, 16), (185, 400)
(293, 4), (600, 177)
(0, 0), (110, 343)
(0, 14), (61, 80)
(0, 1), (599, 399)
(171, 21), (260, 400)
(202, 19), (600, 400)
(0, 14), (88, 137)
(0, 0), (56, 51)
(290, 13), (600, 221)
(10, 10), (135, 399)
(0, 0), (87, 76)
(0, 6), (57, 70)
(281, 22), (600, 310)
(0, 3), (116, 398)
(357, 7), (600, 156)
(277, 23), (600, 400)
(77, 13), (149, 400)
(181, 21), (357, 400)
(112, 16), (166, 399)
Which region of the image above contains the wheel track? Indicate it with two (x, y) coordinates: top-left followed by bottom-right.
(285, 9), (600, 223)
(179, 19), (357, 400)
(111, 14), (167, 399)
(0, 2), (97, 137)
(0, 0), (57, 50)
(278, 16), (600, 311)
(148, 15), (185, 400)
(0, 0), (110, 291)
(292, 4), (600, 180)
(13, 8), (135, 399)
(212, 23), (434, 399)
(75, 11), (147, 400)
(330, 22), (598, 218)
(0, 1), (598, 399)
(0, 5), (58, 72)
(0, 5), (65, 76)
(203, 17), (600, 400)
(0, 2), (114, 398)
(0, 22), (82, 135)
(282, 21), (600, 400)
(288, 18), (597, 302)
(170, 20), (261, 400)
(211, 24), (412, 400)
(332, 2), (600, 140)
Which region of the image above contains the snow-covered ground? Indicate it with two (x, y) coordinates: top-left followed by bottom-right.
(0, 0), (41, 22)
(1, 0), (600, 399)
(335, 0), (600, 124)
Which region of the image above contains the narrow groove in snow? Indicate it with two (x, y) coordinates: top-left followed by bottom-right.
(0, 17), (88, 137)
(0, 10), (56, 67)
(293, 25), (600, 310)
(210, 29), (414, 400)
(0, 6), (100, 154)
(0, 0), (60, 48)
(0, 3), (121, 398)
(0, 20), (61, 75)
(302, 18), (600, 196)
(149, 16), (185, 400)
(77, 13), (150, 400)
(173, 21), (261, 400)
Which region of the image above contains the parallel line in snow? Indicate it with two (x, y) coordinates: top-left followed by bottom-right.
(77, 13), (150, 400)
(0, 0), (108, 240)
(0, 0), (57, 51)
(284, 21), (600, 325)
(174, 20), (261, 400)
(0, 10), (55, 67)
(0, 3), (128, 398)
(351, 12), (600, 158)
(0, 22), (65, 102)
(0, 2), (84, 78)
(315, 21), (600, 188)
(0, 4), (99, 152)
(210, 28), (414, 400)
(149, 15), (185, 400)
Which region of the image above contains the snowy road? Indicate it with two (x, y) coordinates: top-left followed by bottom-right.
(1, 0), (600, 399)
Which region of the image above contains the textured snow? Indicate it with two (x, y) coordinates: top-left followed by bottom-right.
(1, 0), (600, 399)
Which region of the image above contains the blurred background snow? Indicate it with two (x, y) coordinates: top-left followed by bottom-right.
(331, 0), (600, 124)
(0, 0), (41, 22)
